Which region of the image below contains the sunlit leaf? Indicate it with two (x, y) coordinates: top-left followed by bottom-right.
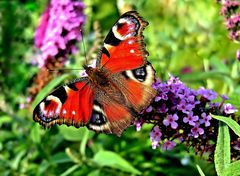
(223, 160), (240, 176)
(59, 126), (94, 142)
(212, 115), (240, 136)
(0, 115), (12, 127)
(93, 150), (141, 175)
(11, 150), (26, 170)
(196, 164), (205, 176)
(214, 122), (230, 176)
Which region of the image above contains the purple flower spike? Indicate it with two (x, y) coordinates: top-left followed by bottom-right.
(163, 114), (179, 129)
(33, 0), (85, 67)
(199, 113), (212, 127)
(191, 124), (204, 138)
(224, 103), (238, 114)
(162, 140), (176, 151)
(150, 126), (162, 149)
(183, 112), (199, 126)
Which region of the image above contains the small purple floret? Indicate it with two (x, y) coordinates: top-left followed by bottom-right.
(224, 103), (238, 114)
(183, 112), (199, 126)
(163, 114), (179, 129)
(199, 112), (211, 127)
(162, 140), (176, 151)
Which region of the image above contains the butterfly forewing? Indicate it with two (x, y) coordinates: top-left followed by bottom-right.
(33, 78), (94, 128)
(97, 11), (149, 72)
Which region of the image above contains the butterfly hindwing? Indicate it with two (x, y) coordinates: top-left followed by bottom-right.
(98, 11), (149, 73)
(86, 62), (156, 136)
(33, 78), (94, 128)
(87, 98), (134, 137)
(120, 62), (157, 112)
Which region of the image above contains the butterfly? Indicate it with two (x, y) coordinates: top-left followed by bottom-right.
(33, 11), (157, 136)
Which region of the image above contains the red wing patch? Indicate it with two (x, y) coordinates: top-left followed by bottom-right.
(98, 11), (148, 73)
(33, 79), (94, 128)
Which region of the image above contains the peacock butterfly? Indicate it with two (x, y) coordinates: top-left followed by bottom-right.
(33, 11), (157, 136)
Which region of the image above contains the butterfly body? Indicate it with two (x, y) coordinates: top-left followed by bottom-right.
(33, 11), (156, 136)
(84, 66), (109, 86)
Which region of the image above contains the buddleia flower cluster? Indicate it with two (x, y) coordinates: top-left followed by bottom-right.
(27, 0), (85, 102)
(33, 0), (85, 67)
(218, 0), (240, 60)
(136, 75), (239, 160)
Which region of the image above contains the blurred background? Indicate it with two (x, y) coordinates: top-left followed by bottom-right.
(0, 0), (239, 175)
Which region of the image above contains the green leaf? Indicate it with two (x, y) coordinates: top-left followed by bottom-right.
(59, 126), (94, 142)
(87, 169), (100, 176)
(50, 152), (72, 164)
(93, 150), (141, 175)
(0, 115), (12, 127)
(223, 160), (240, 176)
(39, 160), (50, 174)
(180, 71), (230, 82)
(212, 115), (240, 136)
(196, 164), (205, 176)
(214, 122), (231, 176)
(60, 164), (80, 176)
(31, 74), (70, 108)
(11, 150), (26, 170)
(30, 123), (41, 143)
(80, 128), (89, 156)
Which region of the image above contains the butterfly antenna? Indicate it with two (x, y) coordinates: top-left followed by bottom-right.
(48, 68), (85, 72)
(80, 29), (88, 66)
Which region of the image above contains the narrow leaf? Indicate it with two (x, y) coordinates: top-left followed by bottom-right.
(196, 164), (205, 176)
(60, 164), (80, 176)
(214, 122), (231, 176)
(80, 128), (89, 156)
(93, 150), (141, 175)
(11, 150), (26, 170)
(223, 160), (240, 176)
(212, 115), (240, 136)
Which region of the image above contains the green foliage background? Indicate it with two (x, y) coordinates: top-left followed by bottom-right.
(0, 0), (239, 175)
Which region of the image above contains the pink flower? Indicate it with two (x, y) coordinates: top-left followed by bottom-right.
(150, 126), (162, 149)
(33, 0), (85, 67)
(134, 118), (144, 132)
